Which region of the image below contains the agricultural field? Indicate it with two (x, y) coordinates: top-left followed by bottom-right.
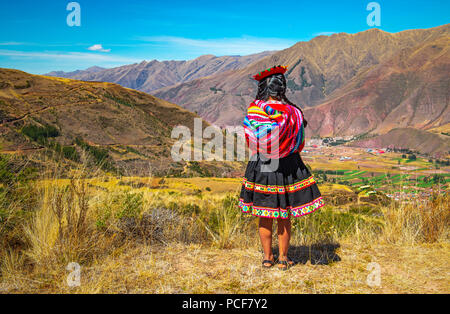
(303, 146), (449, 201)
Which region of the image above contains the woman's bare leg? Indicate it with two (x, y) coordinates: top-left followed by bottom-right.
(259, 217), (274, 266)
(277, 218), (292, 268)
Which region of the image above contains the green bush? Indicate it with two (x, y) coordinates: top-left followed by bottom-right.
(21, 124), (60, 143)
(75, 137), (116, 172)
(94, 191), (144, 229)
(188, 161), (212, 177)
(116, 192), (144, 219)
(168, 201), (201, 216)
(62, 146), (80, 162)
(104, 92), (134, 107)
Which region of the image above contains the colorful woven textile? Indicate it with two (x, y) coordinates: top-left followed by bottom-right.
(243, 99), (305, 159)
(239, 196), (324, 219)
(242, 176), (317, 194)
(239, 152), (323, 220)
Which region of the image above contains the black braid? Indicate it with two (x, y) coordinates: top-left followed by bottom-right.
(255, 72), (308, 128)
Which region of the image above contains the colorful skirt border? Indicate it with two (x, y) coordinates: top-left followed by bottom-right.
(239, 196), (325, 219)
(242, 175), (316, 194)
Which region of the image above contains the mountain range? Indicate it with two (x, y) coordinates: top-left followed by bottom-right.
(153, 25), (449, 126)
(45, 51), (275, 93)
(151, 25), (450, 156)
(38, 24), (450, 156)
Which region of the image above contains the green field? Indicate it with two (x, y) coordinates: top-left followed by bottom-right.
(313, 169), (448, 194)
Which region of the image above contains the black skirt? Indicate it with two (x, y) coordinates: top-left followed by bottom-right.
(239, 153), (324, 219)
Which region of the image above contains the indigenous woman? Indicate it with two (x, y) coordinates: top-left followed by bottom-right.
(239, 65), (324, 270)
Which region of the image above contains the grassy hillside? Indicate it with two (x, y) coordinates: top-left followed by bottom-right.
(350, 128), (450, 157)
(0, 68), (243, 177)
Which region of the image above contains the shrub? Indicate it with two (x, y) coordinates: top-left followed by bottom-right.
(0, 154), (38, 257)
(93, 191), (143, 229)
(188, 161), (212, 177)
(292, 206), (383, 244)
(62, 146), (80, 162)
(74, 137), (116, 172)
(93, 191), (205, 245)
(21, 124), (60, 143)
(382, 193), (449, 244)
(116, 192), (143, 219)
(199, 195), (251, 248)
(25, 179), (113, 266)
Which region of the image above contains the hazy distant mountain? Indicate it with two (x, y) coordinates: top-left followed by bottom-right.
(45, 51), (275, 92)
(46, 66), (106, 78)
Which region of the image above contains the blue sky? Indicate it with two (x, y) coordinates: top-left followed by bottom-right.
(0, 0), (448, 74)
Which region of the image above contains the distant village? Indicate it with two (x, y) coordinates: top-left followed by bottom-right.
(302, 136), (449, 203)
(304, 137), (389, 162)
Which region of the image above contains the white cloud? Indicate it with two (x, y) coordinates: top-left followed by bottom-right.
(0, 49), (136, 63)
(87, 44), (111, 52)
(0, 42), (25, 46)
(136, 35), (298, 56)
(313, 31), (337, 37)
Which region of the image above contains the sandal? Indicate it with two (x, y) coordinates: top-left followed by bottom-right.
(277, 259), (293, 271)
(262, 260), (275, 268)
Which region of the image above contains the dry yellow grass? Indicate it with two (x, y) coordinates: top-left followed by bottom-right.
(428, 123), (450, 135)
(0, 172), (449, 294)
(2, 241), (448, 294)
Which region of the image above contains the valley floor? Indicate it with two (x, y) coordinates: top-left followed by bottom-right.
(3, 241), (449, 294)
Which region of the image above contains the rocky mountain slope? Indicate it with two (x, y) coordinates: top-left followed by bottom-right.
(304, 33), (450, 137)
(153, 24), (450, 130)
(45, 51), (274, 93)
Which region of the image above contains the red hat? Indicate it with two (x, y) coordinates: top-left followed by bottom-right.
(252, 65), (288, 81)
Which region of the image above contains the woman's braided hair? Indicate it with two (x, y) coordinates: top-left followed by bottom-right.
(255, 73), (308, 128)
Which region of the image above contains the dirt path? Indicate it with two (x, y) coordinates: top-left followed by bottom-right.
(0, 105), (56, 127)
